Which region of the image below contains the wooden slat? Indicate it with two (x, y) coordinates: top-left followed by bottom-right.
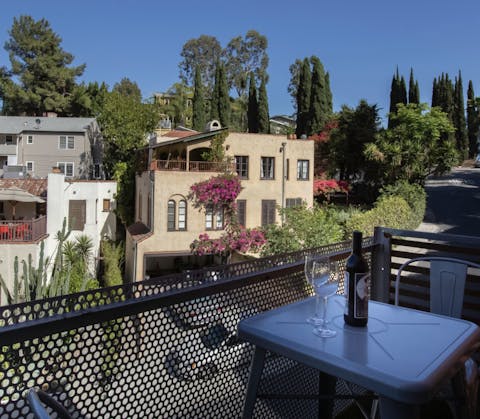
(391, 238), (480, 257)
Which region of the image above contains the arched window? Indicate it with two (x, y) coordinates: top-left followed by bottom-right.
(167, 200), (175, 231)
(178, 200), (187, 230)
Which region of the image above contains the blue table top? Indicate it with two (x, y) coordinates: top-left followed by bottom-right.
(238, 295), (480, 404)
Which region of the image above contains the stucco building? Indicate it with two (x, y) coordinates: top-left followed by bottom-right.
(125, 127), (314, 282)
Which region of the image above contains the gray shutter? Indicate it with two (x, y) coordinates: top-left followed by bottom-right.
(237, 200), (246, 227)
(69, 200), (86, 231)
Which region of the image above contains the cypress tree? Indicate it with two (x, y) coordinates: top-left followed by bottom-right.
(325, 72), (333, 113)
(408, 68), (420, 104)
(295, 58), (311, 138)
(399, 76), (408, 105)
(432, 77), (439, 108)
(210, 63), (220, 121)
(217, 62), (230, 127)
(247, 72), (259, 133)
(467, 80), (479, 158)
(307, 56), (329, 135)
(388, 71), (399, 128)
(258, 75), (270, 133)
(453, 72), (467, 160)
(192, 65), (206, 131)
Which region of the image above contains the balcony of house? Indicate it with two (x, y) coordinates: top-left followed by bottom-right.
(0, 144), (18, 157)
(0, 216), (47, 242)
(150, 159), (234, 173)
(1, 227), (479, 418)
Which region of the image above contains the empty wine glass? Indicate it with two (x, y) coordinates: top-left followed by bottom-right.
(313, 260), (339, 338)
(305, 255), (333, 326)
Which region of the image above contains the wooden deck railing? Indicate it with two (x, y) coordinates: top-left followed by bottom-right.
(0, 216), (47, 242)
(151, 160), (234, 172)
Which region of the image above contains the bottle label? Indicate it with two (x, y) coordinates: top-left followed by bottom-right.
(354, 272), (369, 319)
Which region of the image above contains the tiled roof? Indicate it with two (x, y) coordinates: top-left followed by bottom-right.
(127, 222), (152, 243)
(161, 130), (199, 139)
(0, 116), (96, 134)
(0, 179), (48, 198)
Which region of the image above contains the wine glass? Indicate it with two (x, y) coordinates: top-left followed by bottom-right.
(305, 255), (334, 326)
(312, 260), (339, 338)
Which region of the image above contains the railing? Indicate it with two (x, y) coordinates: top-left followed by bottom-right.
(151, 159), (234, 173)
(0, 239), (374, 418)
(0, 216), (47, 243)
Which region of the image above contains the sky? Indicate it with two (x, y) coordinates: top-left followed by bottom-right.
(1, 0), (480, 124)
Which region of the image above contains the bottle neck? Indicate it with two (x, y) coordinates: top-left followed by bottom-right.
(352, 231), (363, 255)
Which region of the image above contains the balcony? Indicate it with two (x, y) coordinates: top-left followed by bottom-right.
(0, 216), (47, 243)
(0, 228), (479, 418)
(150, 159), (234, 173)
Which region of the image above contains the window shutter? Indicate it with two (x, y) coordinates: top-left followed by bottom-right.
(261, 200), (276, 226)
(237, 200), (246, 227)
(69, 200), (86, 231)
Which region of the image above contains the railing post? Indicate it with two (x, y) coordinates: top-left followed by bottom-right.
(371, 227), (392, 303)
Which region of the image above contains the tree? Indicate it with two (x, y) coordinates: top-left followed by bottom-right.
(325, 72), (333, 113)
(98, 92), (160, 225)
(157, 82), (193, 128)
(453, 72), (468, 161)
(2, 15), (85, 116)
(408, 68), (420, 104)
(288, 58), (303, 111)
(295, 58), (311, 138)
(210, 62), (230, 127)
(307, 56), (330, 135)
(223, 30), (269, 98)
(247, 72), (259, 133)
(179, 35), (222, 92)
(258, 75), (270, 133)
(192, 65), (206, 131)
(328, 100), (380, 182)
(112, 77), (142, 102)
(388, 68), (407, 128)
(365, 104), (456, 185)
(467, 81), (479, 158)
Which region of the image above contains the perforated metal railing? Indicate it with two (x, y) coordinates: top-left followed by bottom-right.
(0, 239), (374, 419)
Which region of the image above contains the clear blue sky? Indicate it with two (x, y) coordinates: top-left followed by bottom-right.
(1, 0), (480, 123)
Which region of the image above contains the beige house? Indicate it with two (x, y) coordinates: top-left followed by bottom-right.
(125, 127), (314, 282)
(0, 116), (103, 179)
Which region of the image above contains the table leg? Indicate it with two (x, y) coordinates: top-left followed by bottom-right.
(379, 397), (420, 419)
(318, 372), (336, 419)
(242, 346), (266, 419)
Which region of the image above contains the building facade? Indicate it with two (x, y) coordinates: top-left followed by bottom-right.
(125, 129), (314, 282)
(0, 116), (104, 179)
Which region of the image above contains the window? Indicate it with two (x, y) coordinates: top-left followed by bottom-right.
(103, 199), (111, 212)
(297, 160), (309, 180)
(260, 157), (275, 179)
(27, 135), (33, 144)
(69, 200), (86, 231)
(235, 156), (249, 179)
(261, 200), (276, 226)
(167, 200), (176, 231)
(237, 200), (246, 227)
(59, 135), (74, 150)
(178, 200), (187, 230)
(206, 206), (224, 230)
(286, 198), (303, 208)
(5, 135), (13, 145)
(26, 161), (34, 172)
(57, 162), (74, 177)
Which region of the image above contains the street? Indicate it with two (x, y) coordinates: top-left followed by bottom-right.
(421, 167), (480, 237)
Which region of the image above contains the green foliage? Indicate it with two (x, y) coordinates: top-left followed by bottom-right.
(200, 130), (228, 163)
(453, 72), (468, 161)
(1, 15), (85, 116)
(258, 76), (270, 133)
(307, 56), (330, 135)
(261, 204), (344, 256)
(101, 240), (124, 287)
(247, 72), (259, 133)
(467, 81), (480, 158)
(295, 58), (311, 138)
(366, 103), (456, 185)
(112, 77), (142, 102)
(408, 68), (420, 104)
(210, 62), (230, 127)
(388, 68), (408, 128)
(192, 65), (206, 131)
(157, 82), (193, 128)
(98, 91), (160, 225)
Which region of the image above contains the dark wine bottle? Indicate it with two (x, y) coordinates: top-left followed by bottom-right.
(344, 231), (369, 327)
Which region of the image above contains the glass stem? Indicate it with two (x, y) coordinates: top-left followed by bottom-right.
(322, 297), (328, 327)
(315, 294), (321, 319)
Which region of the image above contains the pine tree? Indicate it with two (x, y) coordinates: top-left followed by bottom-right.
(192, 65), (206, 131)
(258, 75), (270, 133)
(408, 68), (420, 104)
(295, 58), (311, 138)
(467, 80), (479, 158)
(307, 56), (329, 135)
(453, 72), (468, 160)
(247, 72), (259, 133)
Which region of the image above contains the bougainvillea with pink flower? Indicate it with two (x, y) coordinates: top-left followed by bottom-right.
(313, 179), (350, 198)
(188, 174), (266, 257)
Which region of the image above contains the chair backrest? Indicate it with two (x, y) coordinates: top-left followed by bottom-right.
(26, 389), (72, 419)
(395, 256), (480, 318)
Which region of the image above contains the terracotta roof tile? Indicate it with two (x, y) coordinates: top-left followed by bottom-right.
(127, 222), (152, 242)
(0, 179), (48, 198)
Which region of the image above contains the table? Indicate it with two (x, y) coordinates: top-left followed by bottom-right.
(238, 295), (480, 419)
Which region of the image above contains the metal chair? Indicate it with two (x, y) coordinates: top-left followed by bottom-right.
(395, 256), (480, 419)
(26, 389), (72, 419)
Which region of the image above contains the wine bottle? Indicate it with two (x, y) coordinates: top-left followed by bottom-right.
(344, 230), (369, 327)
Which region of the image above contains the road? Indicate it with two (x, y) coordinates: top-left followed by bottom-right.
(421, 167), (480, 236)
